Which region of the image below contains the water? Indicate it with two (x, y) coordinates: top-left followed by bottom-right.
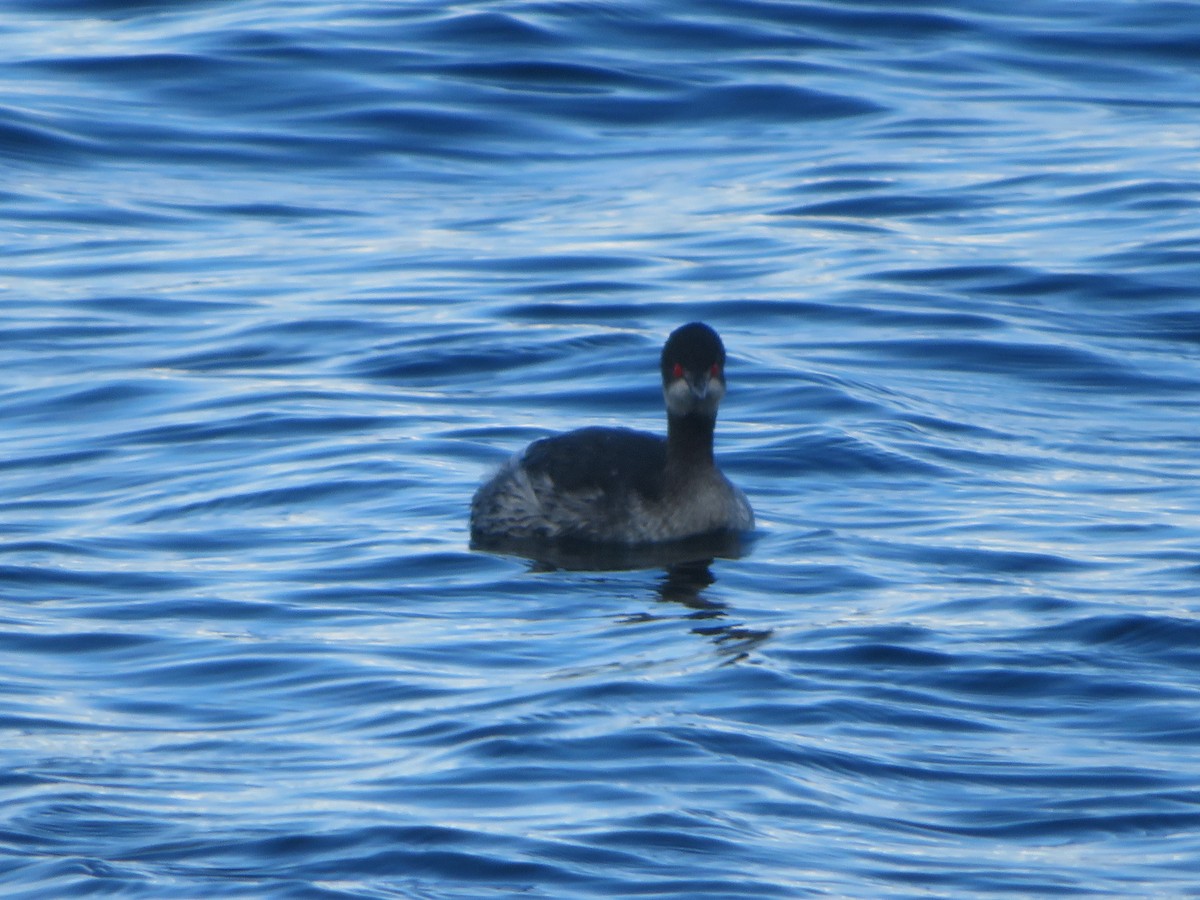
(3, 1), (1199, 896)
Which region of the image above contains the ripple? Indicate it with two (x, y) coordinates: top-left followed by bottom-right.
(4, 1), (1200, 898)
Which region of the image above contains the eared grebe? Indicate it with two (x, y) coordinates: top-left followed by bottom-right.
(470, 322), (754, 545)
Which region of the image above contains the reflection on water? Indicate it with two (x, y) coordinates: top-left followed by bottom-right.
(474, 531), (774, 653)
(658, 560), (775, 659)
(470, 527), (752, 573)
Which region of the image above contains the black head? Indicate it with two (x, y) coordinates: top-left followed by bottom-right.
(660, 322), (727, 419)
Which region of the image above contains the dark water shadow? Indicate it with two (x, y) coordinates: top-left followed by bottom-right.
(470, 529), (750, 572)
(649, 557), (774, 662)
(471, 531), (773, 657)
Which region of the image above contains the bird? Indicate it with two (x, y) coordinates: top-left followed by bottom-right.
(470, 322), (753, 546)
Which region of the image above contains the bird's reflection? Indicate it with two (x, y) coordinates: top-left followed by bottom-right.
(657, 557), (721, 611)
(471, 530), (772, 655)
(471, 528), (749, 572)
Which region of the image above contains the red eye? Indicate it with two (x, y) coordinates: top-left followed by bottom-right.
(710, 363), (721, 377)
(671, 363), (683, 379)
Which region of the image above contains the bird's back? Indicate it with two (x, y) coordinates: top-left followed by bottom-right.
(471, 427), (666, 543)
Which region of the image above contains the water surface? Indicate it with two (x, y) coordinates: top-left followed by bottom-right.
(2, 1), (1200, 897)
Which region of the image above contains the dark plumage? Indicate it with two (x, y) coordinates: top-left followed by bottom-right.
(470, 322), (753, 545)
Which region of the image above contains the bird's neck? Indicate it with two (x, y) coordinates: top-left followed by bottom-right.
(666, 411), (716, 470)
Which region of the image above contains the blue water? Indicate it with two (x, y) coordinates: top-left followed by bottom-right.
(3, 1), (1200, 896)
